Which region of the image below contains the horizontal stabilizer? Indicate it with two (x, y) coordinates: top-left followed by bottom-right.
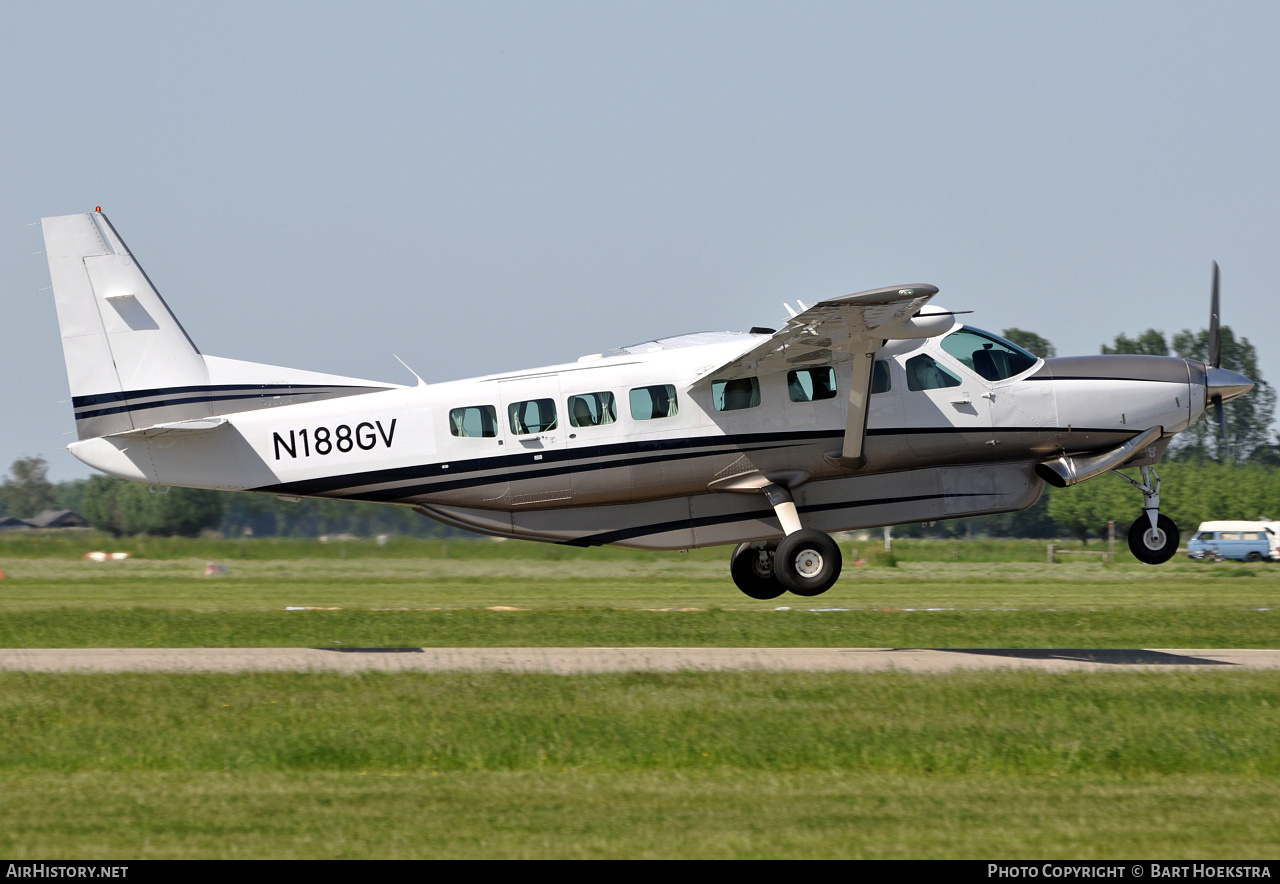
(109, 417), (228, 439)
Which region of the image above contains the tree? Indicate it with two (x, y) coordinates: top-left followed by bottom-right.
(1001, 329), (1056, 359)
(2, 457), (57, 519)
(1168, 326), (1275, 463)
(81, 476), (224, 536)
(1045, 474), (1133, 542)
(1101, 329), (1169, 356)
(1099, 326), (1275, 463)
(55, 479), (88, 516)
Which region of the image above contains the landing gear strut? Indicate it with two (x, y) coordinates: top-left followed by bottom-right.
(729, 482), (843, 598)
(1115, 465), (1180, 564)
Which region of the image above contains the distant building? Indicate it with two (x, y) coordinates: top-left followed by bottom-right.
(0, 516), (33, 531)
(25, 510), (91, 529)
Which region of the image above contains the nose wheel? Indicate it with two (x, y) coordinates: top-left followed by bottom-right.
(1115, 465), (1181, 565)
(1128, 513), (1180, 564)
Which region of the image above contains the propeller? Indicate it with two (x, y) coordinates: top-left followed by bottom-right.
(1201, 262), (1254, 444)
(1208, 262), (1225, 434)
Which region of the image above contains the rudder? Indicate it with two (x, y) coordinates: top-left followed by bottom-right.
(42, 210), (209, 438)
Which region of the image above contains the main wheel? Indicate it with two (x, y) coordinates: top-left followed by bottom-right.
(1127, 514), (1180, 565)
(775, 529), (842, 596)
(1247, 551), (1265, 563)
(730, 542), (785, 600)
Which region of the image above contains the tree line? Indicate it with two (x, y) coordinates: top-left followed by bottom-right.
(1005, 323), (1277, 463)
(0, 458), (451, 539)
(2, 322), (1273, 541)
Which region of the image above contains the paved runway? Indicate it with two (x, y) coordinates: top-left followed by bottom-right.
(0, 647), (1278, 673)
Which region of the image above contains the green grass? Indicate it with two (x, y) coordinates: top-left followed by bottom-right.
(0, 670), (1277, 858)
(0, 607), (1276, 649)
(0, 542), (1276, 647)
(0, 531), (1215, 563)
(5, 670), (1278, 774)
(6, 770), (1276, 859)
(2, 537), (1278, 857)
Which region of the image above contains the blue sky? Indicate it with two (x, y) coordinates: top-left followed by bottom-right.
(4, 1), (1279, 480)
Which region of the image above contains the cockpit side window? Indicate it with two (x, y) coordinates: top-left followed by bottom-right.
(905, 354), (962, 391)
(940, 327), (1038, 381)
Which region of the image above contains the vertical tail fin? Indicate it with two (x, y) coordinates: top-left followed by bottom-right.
(42, 210), (210, 438)
(43, 210), (400, 444)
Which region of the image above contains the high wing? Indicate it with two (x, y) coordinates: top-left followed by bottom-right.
(693, 284), (952, 464)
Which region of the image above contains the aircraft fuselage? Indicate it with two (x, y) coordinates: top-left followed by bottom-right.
(68, 330), (1205, 549)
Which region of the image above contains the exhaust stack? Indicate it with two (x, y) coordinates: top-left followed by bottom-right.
(1035, 426), (1163, 489)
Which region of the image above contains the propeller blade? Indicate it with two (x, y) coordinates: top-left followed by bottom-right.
(1215, 396), (1225, 435)
(1209, 261), (1221, 369)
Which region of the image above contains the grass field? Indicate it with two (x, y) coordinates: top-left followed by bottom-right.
(1, 535), (1277, 857)
(1, 535), (1278, 648)
(1, 670), (1278, 858)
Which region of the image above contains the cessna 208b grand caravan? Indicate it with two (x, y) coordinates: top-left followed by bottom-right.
(40, 210), (1254, 598)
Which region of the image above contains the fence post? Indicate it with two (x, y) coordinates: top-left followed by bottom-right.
(1047, 543), (1055, 564)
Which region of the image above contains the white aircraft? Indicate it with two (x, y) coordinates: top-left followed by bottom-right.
(40, 210), (1254, 598)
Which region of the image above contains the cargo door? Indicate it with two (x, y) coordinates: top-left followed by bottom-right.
(498, 375), (571, 508)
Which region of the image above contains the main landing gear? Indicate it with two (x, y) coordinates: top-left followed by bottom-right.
(1115, 465), (1180, 565)
(729, 484), (843, 599)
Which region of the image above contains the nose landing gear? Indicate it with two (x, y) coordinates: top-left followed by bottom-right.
(1116, 465), (1180, 564)
(729, 483), (843, 598)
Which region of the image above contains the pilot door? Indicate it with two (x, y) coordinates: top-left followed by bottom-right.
(498, 375), (572, 508)
(899, 351), (995, 461)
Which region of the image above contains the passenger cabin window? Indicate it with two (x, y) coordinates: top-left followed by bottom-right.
(787, 368), (837, 402)
(449, 405), (498, 438)
(906, 354), (962, 391)
(712, 377), (761, 411)
(508, 399), (557, 435)
(630, 384), (679, 420)
(871, 361), (891, 394)
(568, 392), (617, 427)
(1221, 532), (1242, 541)
(940, 327), (1038, 381)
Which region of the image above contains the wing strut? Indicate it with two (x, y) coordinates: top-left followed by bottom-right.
(838, 347), (878, 466)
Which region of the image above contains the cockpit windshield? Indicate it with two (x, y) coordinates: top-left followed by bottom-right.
(940, 327), (1039, 381)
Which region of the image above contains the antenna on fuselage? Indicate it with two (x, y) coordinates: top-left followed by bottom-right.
(393, 354), (427, 387)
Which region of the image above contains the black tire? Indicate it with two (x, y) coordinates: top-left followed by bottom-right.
(1127, 514), (1180, 565)
(730, 542), (785, 600)
(775, 529), (842, 596)
(1247, 551), (1264, 563)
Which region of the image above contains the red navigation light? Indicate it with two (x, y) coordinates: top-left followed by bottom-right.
(95, 206), (101, 212)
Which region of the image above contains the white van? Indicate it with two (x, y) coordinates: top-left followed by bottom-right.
(1187, 520), (1280, 562)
